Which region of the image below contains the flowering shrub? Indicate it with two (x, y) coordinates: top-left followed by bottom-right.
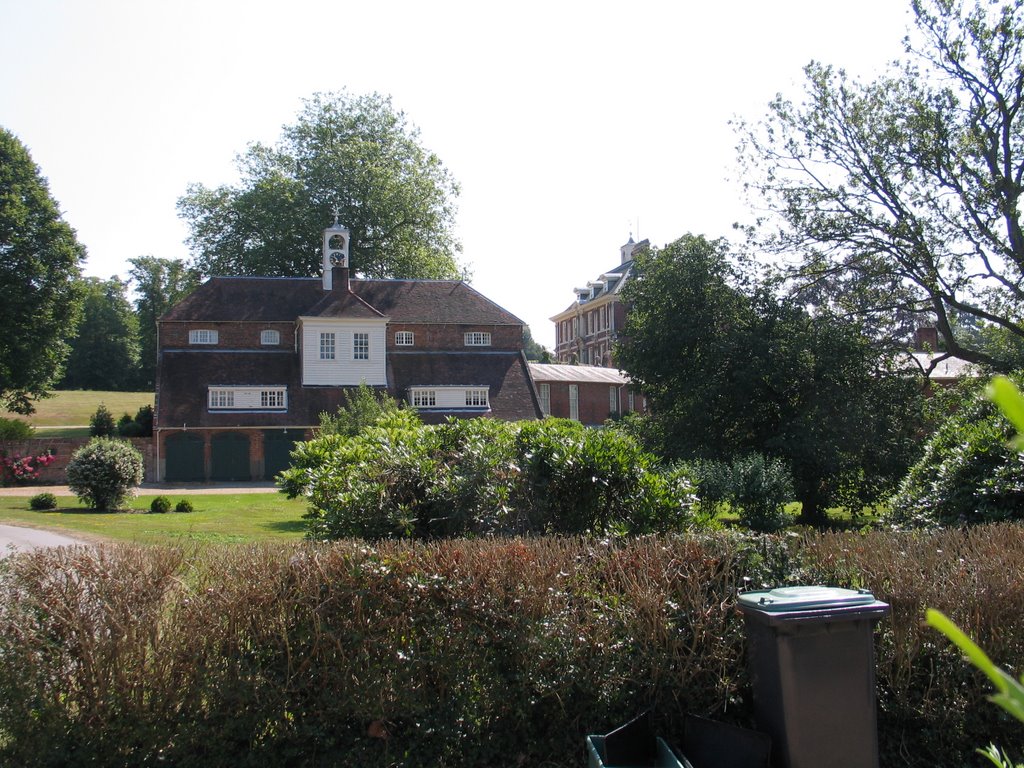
(0, 452), (55, 487)
(66, 437), (143, 511)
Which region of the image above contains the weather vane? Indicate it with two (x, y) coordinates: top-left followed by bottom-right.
(331, 205), (341, 227)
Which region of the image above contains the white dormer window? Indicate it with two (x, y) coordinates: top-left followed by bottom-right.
(464, 331), (491, 347)
(261, 329), (281, 346)
(320, 332), (336, 360)
(410, 389), (437, 407)
(395, 331), (414, 346)
(189, 329), (218, 345)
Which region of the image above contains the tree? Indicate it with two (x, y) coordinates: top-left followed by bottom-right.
(617, 234), (925, 525)
(0, 128), (85, 413)
(61, 277), (141, 390)
(522, 326), (552, 362)
(178, 91), (461, 281)
(737, 0), (1024, 372)
(127, 256), (199, 389)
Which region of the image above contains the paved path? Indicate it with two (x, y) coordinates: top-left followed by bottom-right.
(0, 482), (278, 497)
(0, 523), (92, 556)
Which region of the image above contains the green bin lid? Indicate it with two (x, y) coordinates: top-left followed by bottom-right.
(738, 586), (876, 612)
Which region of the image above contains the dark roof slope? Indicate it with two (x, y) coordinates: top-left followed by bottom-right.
(161, 276), (524, 326)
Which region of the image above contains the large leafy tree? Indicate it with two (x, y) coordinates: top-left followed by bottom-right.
(617, 234), (924, 525)
(0, 128), (85, 413)
(737, 0), (1024, 371)
(60, 277), (141, 391)
(128, 256), (199, 389)
(178, 91), (461, 280)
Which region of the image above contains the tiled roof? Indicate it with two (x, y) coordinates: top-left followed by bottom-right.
(161, 276), (524, 325)
(528, 363), (631, 384)
(389, 351), (541, 421)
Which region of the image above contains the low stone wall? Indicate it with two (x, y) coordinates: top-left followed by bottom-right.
(0, 437), (156, 485)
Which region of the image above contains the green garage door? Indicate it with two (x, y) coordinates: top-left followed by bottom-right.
(165, 432), (204, 482)
(211, 432), (251, 481)
(264, 430), (301, 481)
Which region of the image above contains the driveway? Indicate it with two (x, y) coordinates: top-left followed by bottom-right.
(0, 482), (278, 497)
(0, 524), (92, 556)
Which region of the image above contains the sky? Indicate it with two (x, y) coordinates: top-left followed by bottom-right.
(1, 0), (913, 350)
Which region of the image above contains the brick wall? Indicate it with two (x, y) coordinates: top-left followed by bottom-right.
(0, 437), (156, 485)
(386, 323), (522, 351)
(160, 322), (296, 350)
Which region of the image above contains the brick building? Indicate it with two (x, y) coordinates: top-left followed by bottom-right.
(528, 363), (644, 426)
(154, 220), (541, 482)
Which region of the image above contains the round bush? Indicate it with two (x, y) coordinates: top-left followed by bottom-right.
(0, 417), (34, 440)
(66, 437), (144, 511)
(149, 496), (171, 514)
(28, 492), (57, 511)
(174, 499), (194, 514)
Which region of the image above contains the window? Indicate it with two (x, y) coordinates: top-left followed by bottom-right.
(464, 331), (491, 347)
(209, 389), (234, 408)
(395, 331), (414, 346)
(411, 389), (436, 407)
(628, 391), (635, 413)
(189, 329), (218, 345)
(319, 332), (335, 360)
(609, 386), (618, 414)
(465, 388), (489, 407)
(260, 389), (285, 408)
(538, 383), (550, 416)
(261, 329), (280, 345)
(353, 332), (369, 360)
(569, 384), (579, 421)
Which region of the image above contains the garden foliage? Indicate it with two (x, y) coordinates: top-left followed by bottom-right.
(281, 415), (698, 538)
(0, 416), (34, 440)
(889, 378), (1024, 527)
(693, 453), (794, 531)
(65, 437), (144, 511)
(0, 528), (1021, 767)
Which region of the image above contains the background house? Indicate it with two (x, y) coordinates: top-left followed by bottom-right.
(528, 363), (644, 426)
(550, 236), (647, 366)
(154, 221), (541, 482)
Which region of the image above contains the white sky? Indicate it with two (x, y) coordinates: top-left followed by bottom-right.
(1, 0), (911, 349)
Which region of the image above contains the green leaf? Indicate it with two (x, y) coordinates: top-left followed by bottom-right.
(987, 376), (1024, 452)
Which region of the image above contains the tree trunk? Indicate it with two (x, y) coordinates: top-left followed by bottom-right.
(796, 490), (828, 527)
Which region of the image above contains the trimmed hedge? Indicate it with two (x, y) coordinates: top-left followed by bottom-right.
(0, 528), (1022, 767)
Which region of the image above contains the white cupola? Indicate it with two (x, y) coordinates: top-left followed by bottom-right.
(322, 212), (350, 290)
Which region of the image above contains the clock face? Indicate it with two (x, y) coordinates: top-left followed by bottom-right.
(328, 234), (347, 251)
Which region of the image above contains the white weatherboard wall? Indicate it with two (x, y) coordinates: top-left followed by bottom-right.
(300, 318), (387, 386)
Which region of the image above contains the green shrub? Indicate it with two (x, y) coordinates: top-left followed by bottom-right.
(174, 499), (194, 513)
(28, 492), (57, 511)
(317, 382), (405, 437)
(889, 380), (1024, 527)
(283, 416), (699, 540)
(694, 454), (794, 531)
(149, 496), (171, 514)
(116, 405), (153, 438)
(88, 404), (116, 437)
(0, 416), (34, 440)
(65, 437), (144, 511)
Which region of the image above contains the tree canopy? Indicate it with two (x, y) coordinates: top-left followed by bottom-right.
(60, 277), (141, 391)
(178, 91), (462, 281)
(617, 234), (924, 524)
(128, 256), (199, 389)
(737, 0), (1024, 371)
(0, 127), (85, 413)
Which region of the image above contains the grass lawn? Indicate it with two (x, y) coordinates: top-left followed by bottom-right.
(0, 493), (309, 545)
(1, 390), (154, 433)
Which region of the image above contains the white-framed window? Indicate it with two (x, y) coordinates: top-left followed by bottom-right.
(569, 384), (579, 422)
(353, 332), (369, 360)
(320, 332), (335, 360)
(464, 331), (492, 347)
(628, 391), (635, 413)
(209, 389), (234, 408)
(465, 388), (489, 407)
(395, 331), (414, 346)
(209, 386), (286, 410)
(538, 383), (550, 416)
(411, 389), (437, 407)
(609, 386), (617, 414)
(261, 329), (280, 346)
(189, 329), (218, 345)
(260, 389), (286, 408)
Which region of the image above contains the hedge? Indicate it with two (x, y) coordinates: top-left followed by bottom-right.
(0, 527), (1022, 767)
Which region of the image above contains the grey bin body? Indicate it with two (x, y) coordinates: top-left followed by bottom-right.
(738, 587), (890, 768)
